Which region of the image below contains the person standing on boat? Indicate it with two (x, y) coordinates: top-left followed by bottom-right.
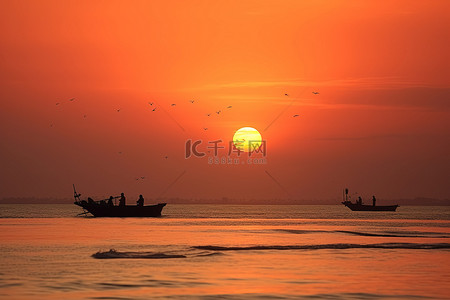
(137, 195), (144, 206)
(357, 197), (362, 205)
(372, 196), (376, 206)
(108, 196), (114, 206)
(119, 193), (126, 206)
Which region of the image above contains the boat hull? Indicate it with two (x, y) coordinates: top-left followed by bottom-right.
(342, 201), (398, 211)
(75, 201), (166, 217)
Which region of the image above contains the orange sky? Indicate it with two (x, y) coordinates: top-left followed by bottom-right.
(1, 0), (449, 202)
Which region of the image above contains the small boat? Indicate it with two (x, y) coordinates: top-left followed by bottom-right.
(342, 201), (399, 211)
(73, 185), (166, 217)
(341, 188), (399, 212)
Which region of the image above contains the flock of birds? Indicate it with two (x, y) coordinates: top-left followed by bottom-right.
(142, 91), (321, 119)
(53, 91), (320, 125)
(147, 100), (233, 120)
(51, 91), (320, 180)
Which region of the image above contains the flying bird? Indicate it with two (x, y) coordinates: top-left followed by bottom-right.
(55, 102), (60, 105)
(203, 128), (208, 130)
(117, 109), (121, 112)
(227, 106), (232, 109)
(312, 91), (320, 95)
(152, 108), (156, 111)
(171, 103), (176, 106)
(83, 115), (87, 118)
(284, 93), (289, 96)
(164, 156), (168, 159)
(293, 114), (300, 117)
(190, 100), (195, 103)
(148, 102), (154, 106)
(216, 110), (221, 114)
(207, 113), (211, 117)
(141, 176), (145, 179)
(69, 98), (75, 101)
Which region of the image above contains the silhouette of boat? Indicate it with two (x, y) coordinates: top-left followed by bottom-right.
(73, 185), (166, 217)
(342, 201), (398, 211)
(341, 188), (399, 212)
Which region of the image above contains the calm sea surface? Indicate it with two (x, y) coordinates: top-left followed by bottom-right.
(0, 204), (449, 299)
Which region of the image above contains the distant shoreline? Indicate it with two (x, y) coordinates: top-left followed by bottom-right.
(1, 198), (449, 206)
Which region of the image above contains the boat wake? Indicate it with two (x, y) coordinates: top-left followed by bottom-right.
(92, 249), (186, 259)
(193, 243), (450, 251)
(276, 229), (450, 238)
(92, 243), (450, 259)
(92, 249), (224, 259)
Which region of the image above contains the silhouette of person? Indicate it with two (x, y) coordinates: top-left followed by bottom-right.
(358, 197), (362, 205)
(372, 196), (376, 206)
(137, 195), (144, 206)
(108, 196), (114, 206)
(119, 193), (126, 206)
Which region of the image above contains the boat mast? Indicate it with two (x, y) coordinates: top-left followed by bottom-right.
(73, 184), (81, 203)
(73, 184), (90, 216)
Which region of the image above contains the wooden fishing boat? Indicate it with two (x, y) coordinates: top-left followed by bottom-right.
(341, 188), (399, 212)
(73, 185), (166, 217)
(341, 201), (398, 211)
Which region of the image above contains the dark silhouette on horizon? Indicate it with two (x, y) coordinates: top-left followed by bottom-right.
(342, 188), (398, 211)
(119, 193), (126, 206)
(73, 186), (166, 217)
(137, 195), (144, 206)
(357, 196), (362, 205)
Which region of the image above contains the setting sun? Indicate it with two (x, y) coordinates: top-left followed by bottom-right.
(233, 127), (262, 153)
(1, 1), (449, 299)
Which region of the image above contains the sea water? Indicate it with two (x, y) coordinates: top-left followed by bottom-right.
(0, 204), (449, 299)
